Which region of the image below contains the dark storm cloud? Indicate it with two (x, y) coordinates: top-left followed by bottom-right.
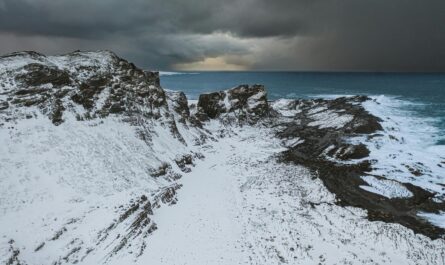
(1, 0), (445, 71)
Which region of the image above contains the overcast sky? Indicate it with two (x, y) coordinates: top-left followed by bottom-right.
(1, 0), (445, 71)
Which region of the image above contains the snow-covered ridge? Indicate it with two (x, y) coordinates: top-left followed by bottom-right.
(0, 50), (209, 264)
(1, 51), (444, 265)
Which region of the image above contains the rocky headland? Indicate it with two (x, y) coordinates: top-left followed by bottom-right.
(1, 51), (444, 265)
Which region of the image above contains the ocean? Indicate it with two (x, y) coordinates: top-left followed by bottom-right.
(162, 72), (445, 209)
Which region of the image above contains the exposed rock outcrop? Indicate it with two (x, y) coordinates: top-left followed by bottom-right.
(0, 51), (173, 125)
(274, 96), (445, 239)
(196, 84), (272, 124)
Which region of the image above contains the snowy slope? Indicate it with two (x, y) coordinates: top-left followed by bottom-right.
(0, 51), (207, 264)
(137, 123), (445, 265)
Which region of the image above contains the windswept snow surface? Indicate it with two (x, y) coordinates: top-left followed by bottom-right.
(133, 123), (444, 265)
(1, 106), (445, 264)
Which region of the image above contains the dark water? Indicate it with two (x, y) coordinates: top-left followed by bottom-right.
(161, 72), (445, 144)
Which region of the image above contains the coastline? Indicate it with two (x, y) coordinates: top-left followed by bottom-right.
(1, 51), (444, 264)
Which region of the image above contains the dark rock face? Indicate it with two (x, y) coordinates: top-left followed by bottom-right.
(197, 84), (271, 123)
(144, 71), (160, 87)
(167, 91), (190, 123)
(276, 96), (445, 239)
(15, 63), (71, 87)
(197, 91), (226, 119)
(71, 75), (110, 109)
(229, 84), (269, 116)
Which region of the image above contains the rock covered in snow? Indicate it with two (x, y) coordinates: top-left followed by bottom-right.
(0, 50), (169, 126)
(196, 84), (271, 124)
(275, 95), (445, 239)
(0, 50), (207, 264)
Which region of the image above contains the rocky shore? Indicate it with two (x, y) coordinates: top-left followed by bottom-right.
(1, 51), (444, 264)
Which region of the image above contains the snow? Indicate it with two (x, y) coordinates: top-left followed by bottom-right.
(0, 92), (204, 264)
(360, 96), (445, 199)
(247, 90), (266, 109)
(139, 139), (244, 265)
(271, 99), (302, 116)
(360, 175), (413, 198)
(418, 212), (445, 229)
(308, 109), (354, 129)
(136, 124), (444, 265)
(2, 106), (445, 264)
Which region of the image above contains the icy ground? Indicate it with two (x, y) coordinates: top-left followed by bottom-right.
(131, 124), (445, 265)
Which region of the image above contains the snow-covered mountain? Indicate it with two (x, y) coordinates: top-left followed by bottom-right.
(1, 51), (444, 265)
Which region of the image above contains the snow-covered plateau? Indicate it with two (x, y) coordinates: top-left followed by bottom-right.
(0, 51), (444, 265)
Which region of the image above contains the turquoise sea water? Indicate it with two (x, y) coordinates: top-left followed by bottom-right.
(161, 72), (445, 145)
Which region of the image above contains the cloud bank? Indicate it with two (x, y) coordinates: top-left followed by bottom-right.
(1, 0), (445, 71)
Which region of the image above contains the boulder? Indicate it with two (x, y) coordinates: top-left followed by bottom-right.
(197, 84), (270, 123)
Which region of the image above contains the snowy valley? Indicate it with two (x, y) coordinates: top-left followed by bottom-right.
(0, 51), (444, 265)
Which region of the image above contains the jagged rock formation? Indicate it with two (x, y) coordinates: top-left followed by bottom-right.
(0, 51), (179, 136)
(196, 84), (272, 124)
(273, 96), (445, 239)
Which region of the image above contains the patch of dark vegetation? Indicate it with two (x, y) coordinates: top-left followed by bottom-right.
(277, 96), (445, 239)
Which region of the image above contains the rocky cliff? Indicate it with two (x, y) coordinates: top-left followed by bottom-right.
(0, 50), (207, 264)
